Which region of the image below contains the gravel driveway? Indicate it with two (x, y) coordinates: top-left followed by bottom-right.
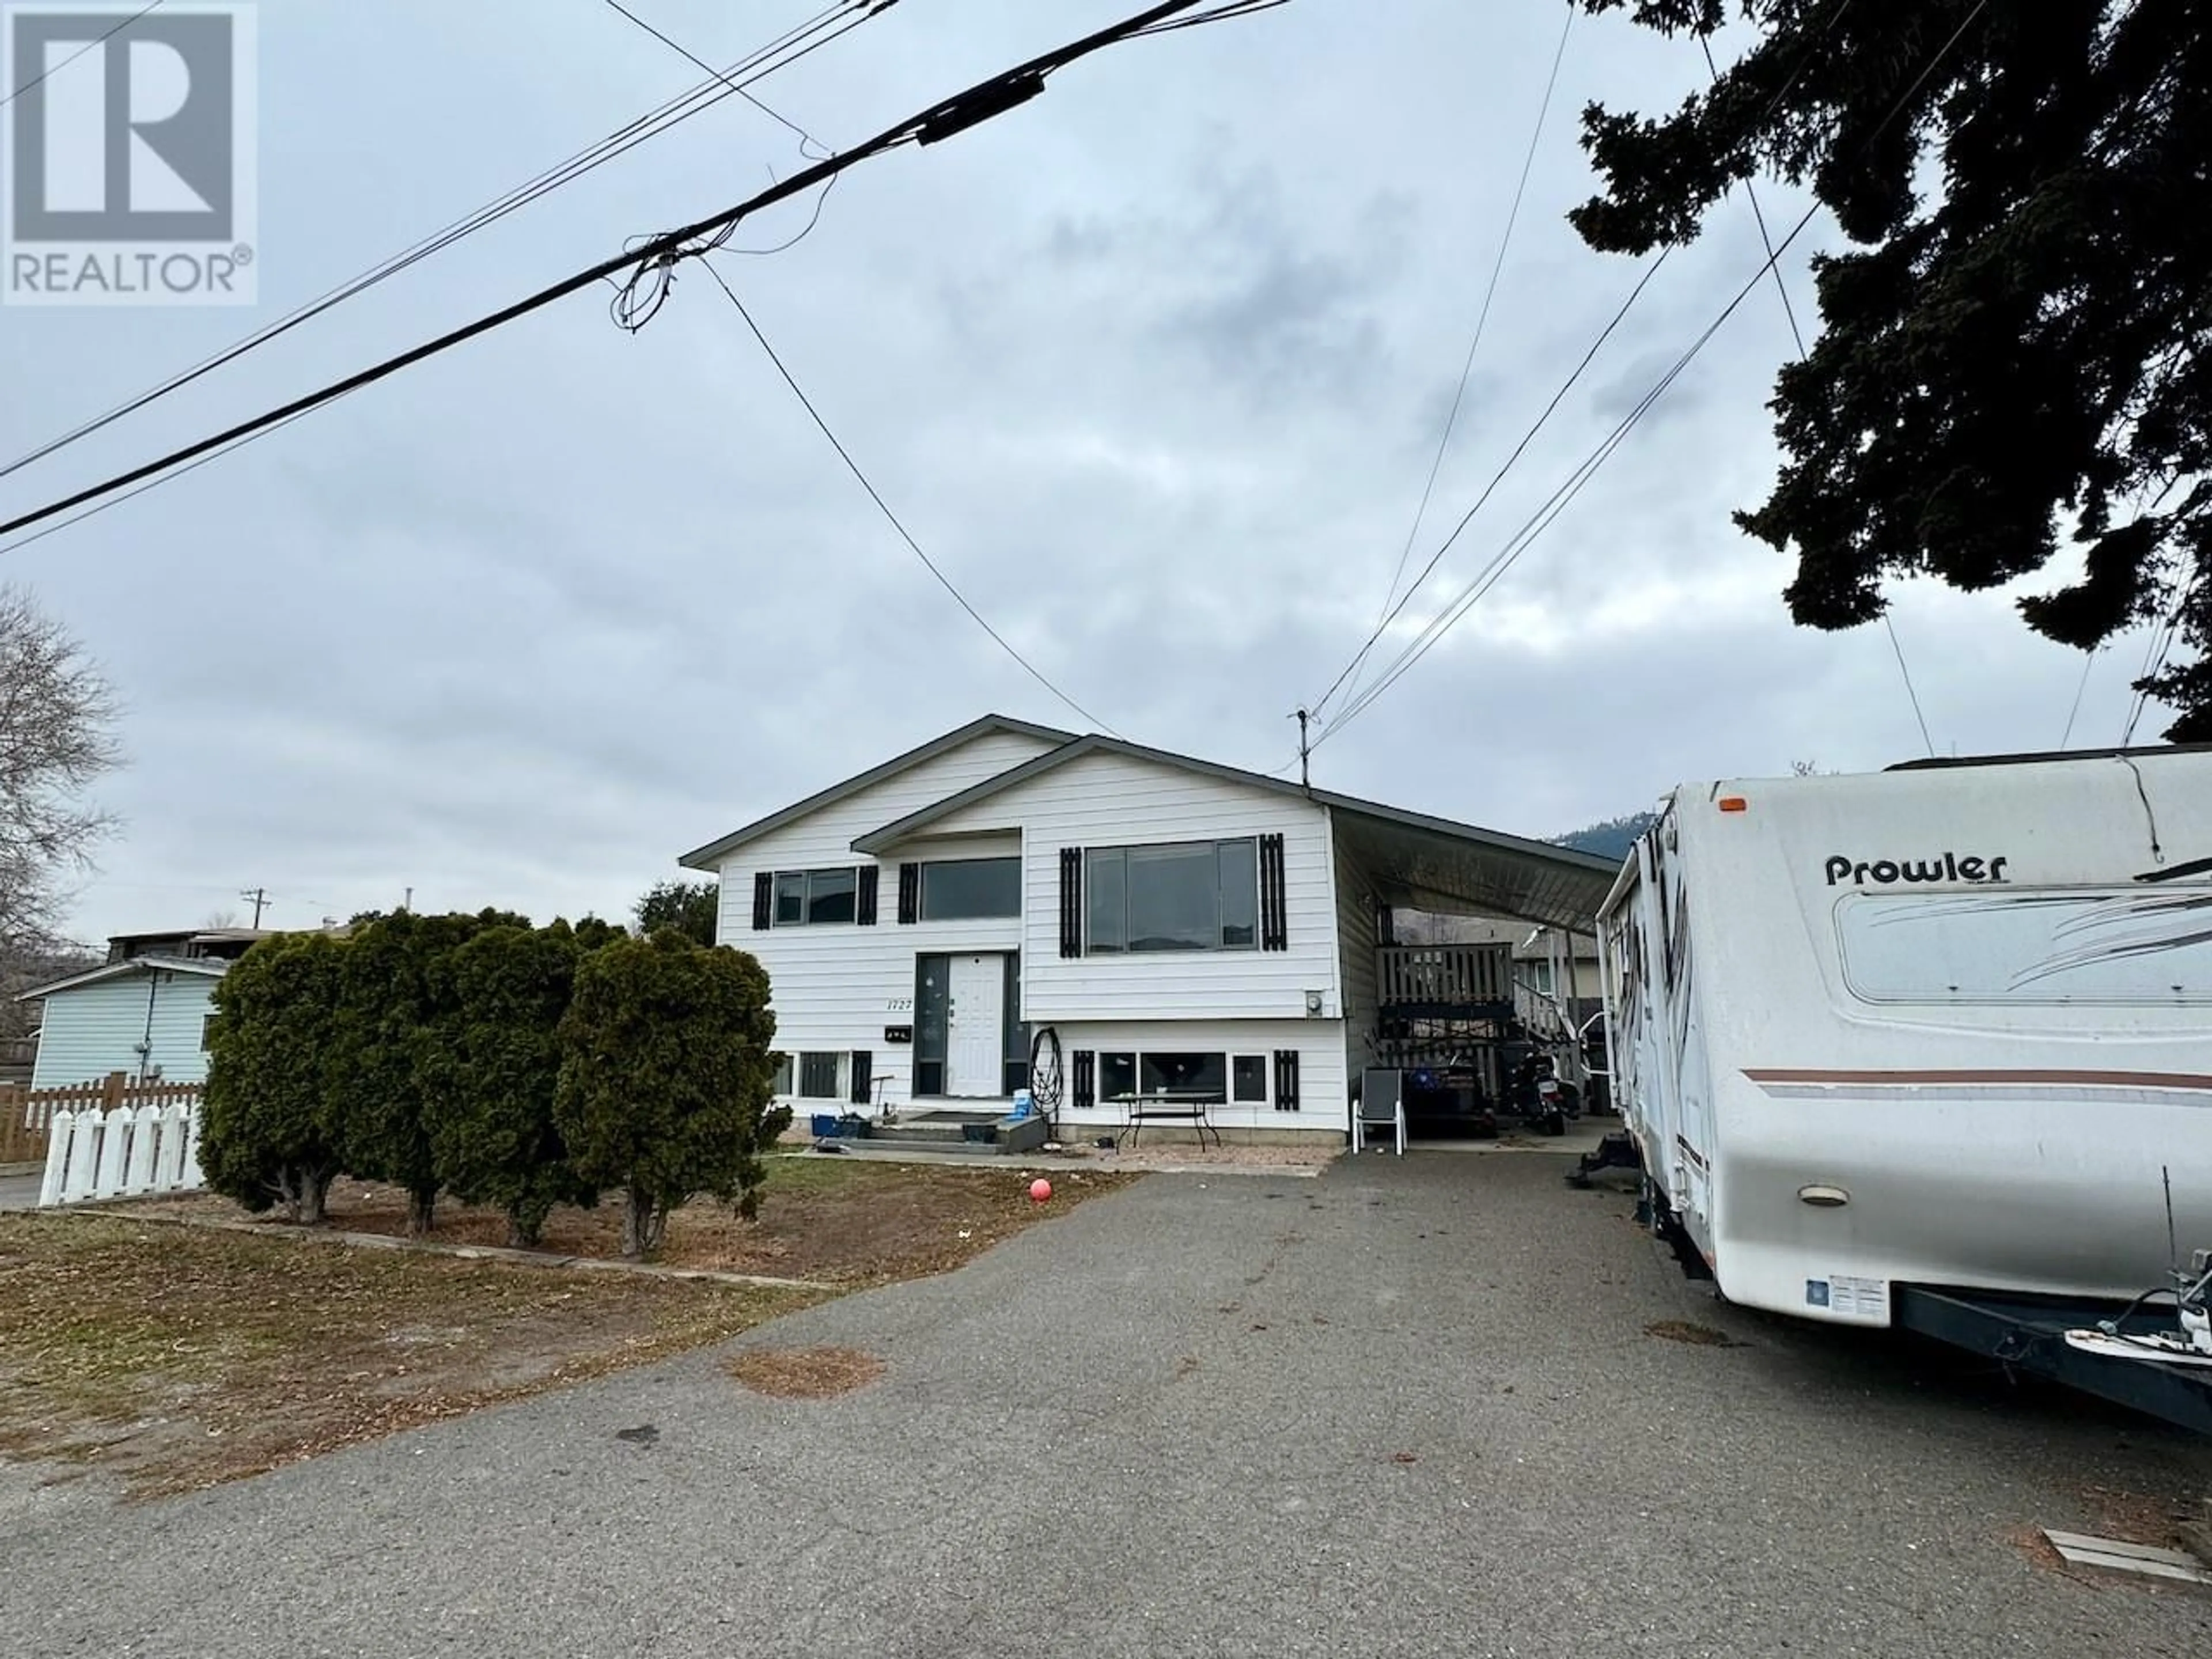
(4, 1151), (2207, 1657)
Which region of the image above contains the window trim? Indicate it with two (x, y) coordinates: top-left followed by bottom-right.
(772, 867), (861, 927)
(1084, 837), (1261, 956)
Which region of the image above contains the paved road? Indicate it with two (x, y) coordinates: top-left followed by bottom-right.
(4, 1153), (2208, 1657)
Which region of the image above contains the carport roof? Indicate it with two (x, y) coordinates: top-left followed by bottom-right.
(851, 733), (1620, 933)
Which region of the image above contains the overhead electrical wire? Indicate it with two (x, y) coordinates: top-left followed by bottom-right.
(1130, 0), (1291, 35)
(1334, 0), (1577, 718)
(0, 0), (164, 114)
(0, 0), (1269, 550)
(2059, 645), (2099, 749)
(1303, 0), (1863, 731)
(702, 263), (1119, 736)
(1313, 0), (1994, 749)
(599, 0), (832, 158)
(2123, 577), (2197, 747)
(1304, 251), (1672, 722)
(0, 0), (880, 490)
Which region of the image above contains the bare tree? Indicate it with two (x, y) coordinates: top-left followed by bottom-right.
(0, 585), (122, 963)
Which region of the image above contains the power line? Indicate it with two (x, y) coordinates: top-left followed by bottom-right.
(599, 0), (831, 157)
(1130, 0), (1292, 37)
(700, 263), (1118, 735)
(0, 0), (1260, 549)
(0, 1), (876, 490)
(1313, 0), (1989, 748)
(1335, 0), (1576, 717)
(1304, 251), (1671, 720)
(2059, 645), (2098, 749)
(1700, 26), (1933, 758)
(2123, 577), (2196, 746)
(1305, 0), (1863, 728)
(1882, 609), (1936, 757)
(0, 0), (164, 114)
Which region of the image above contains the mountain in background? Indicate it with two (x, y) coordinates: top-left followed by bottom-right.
(1550, 811), (1656, 865)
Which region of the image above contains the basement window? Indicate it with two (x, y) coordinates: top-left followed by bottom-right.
(797, 1052), (841, 1099)
(1232, 1055), (1268, 1104)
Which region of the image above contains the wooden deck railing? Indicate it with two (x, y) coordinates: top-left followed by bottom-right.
(1376, 944), (1514, 1012)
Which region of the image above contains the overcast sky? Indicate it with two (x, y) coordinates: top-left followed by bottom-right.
(2, 0), (2174, 943)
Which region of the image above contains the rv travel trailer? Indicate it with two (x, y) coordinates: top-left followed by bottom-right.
(1598, 748), (2212, 1348)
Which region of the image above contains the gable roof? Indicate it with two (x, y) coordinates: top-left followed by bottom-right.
(14, 955), (232, 1003)
(677, 714), (1076, 871)
(849, 733), (1622, 931)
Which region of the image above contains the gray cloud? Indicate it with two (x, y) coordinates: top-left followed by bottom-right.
(0, 0), (2173, 945)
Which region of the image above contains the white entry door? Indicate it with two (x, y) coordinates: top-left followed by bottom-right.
(946, 954), (1004, 1099)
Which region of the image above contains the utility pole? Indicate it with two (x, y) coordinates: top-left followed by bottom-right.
(1294, 709), (1312, 793)
(240, 888), (268, 928)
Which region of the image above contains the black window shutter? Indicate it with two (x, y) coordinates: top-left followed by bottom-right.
(1073, 1050), (1095, 1112)
(1272, 1049), (1300, 1112)
(1259, 834), (1288, 951)
(1058, 848), (1083, 958)
(751, 872), (773, 931)
(849, 1050), (873, 1107)
(856, 865), (879, 927)
(897, 862), (921, 925)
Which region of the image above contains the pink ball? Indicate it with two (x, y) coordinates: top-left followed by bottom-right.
(1029, 1178), (1052, 1204)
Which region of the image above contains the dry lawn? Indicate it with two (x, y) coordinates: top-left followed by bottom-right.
(0, 1214), (817, 1497)
(7, 1159), (1137, 1495)
(131, 1157), (1137, 1284)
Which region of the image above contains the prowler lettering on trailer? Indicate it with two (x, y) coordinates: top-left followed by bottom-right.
(1822, 853), (2010, 886)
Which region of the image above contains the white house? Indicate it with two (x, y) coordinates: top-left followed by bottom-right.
(16, 928), (272, 1091)
(679, 716), (1617, 1141)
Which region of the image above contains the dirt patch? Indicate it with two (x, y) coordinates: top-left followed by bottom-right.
(124, 1157), (1137, 1285)
(727, 1345), (886, 1399)
(0, 1214), (817, 1498)
(2005, 1524), (2083, 1580)
(1645, 1319), (1741, 1347)
(2081, 1483), (2192, 1550)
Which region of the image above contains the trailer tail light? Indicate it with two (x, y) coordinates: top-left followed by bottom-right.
(1718, 796), (1748, 813)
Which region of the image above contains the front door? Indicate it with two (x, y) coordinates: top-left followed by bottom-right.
(946, 953), (1005, 1099)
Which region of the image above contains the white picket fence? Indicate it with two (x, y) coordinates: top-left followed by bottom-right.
(38, 1101), (204, 1207)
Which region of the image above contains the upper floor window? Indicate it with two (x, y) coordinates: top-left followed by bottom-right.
(1086, 839), (1258, 954)
(775, 868), (857, 926)
(920, 857), (1021, 921)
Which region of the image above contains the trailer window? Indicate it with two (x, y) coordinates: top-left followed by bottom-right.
(1836, 889), (2212, 1005)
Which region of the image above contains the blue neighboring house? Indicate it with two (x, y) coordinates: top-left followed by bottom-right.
(15, 927), (274, 1091)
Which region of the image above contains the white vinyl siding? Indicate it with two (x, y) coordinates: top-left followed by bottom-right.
(712, 736), (1051, 1103)
(1052, 1018), (1348, 1131)
(29, 970), (223, 1090)
(921, 749), (1342, 1025)
(1331, 812), (1381, 1088)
